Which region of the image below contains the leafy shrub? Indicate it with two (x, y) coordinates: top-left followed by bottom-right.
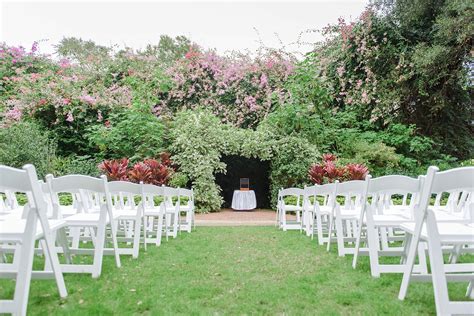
(87, 105), (165, 161)
(52, 155), (101, 177)
(269, 136), (320, 206)
(168, 172), (189, 188)
(0, 121), (56, 177)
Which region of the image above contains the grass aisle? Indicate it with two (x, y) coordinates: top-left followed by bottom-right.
(1, 227), (470, 315)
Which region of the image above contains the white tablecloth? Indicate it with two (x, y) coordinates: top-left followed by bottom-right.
(231, 190), (256, 210)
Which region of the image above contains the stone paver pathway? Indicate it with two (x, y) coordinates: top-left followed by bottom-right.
(195, 208), (295, 226)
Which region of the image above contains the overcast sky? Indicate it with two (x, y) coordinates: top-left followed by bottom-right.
(1, 0), (368, 57)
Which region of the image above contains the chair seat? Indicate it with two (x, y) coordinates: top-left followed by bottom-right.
(0, 219), (66, 241)
(0, 209), (23, 221)
(59, 205), (79, 217)
(144, 208), (162, 216)
(339, 209), (360, 219)
(400, 222), (474, 244)
(283, 205), (303, 212)
(113, 209), (138, 219)
(64, 213), (114, 226)
(383, 206), (411, 216)
(433, 210), (469, 223)
(372, 214), (412, 226)
(179, 205), (192, 212)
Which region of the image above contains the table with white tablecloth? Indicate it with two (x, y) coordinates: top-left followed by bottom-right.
(231, 190), (256, 210)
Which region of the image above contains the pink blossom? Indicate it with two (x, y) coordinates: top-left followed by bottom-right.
(31, 42), (38, 53)
(361, 91), (369, 103)
(62, 98), (71, 105)
(259, 73), (268, 88)
(244, 95), (259, 112)
(5, 107), (22, 121)
(79, 95), (96, 105)
(29, 73), (41, 82)
(336, 65), (345, 77)
(59, 58), (71, 68)
(66, 111), (74, 122)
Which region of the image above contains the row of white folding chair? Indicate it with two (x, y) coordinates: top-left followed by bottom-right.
(397, 166), (474, 315)
(326, 180), (365, 257)
(45, 174), (122, 278)
(277, 188), (304, 231)
(338, 170), (473, 314)
(1, 165), (194, 315)
(0, 165), (67, 316)
(177, 188), (195, 233)
(304, 184), (336, 244)
(108, 181), (144, 259)
(350, 175), (429, 277)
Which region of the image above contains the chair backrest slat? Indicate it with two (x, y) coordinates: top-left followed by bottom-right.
(47, 174), (106, 193)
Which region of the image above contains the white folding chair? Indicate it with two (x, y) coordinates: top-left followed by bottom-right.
(277, 188), (304, 231)
(431, 189), (473, 223)
(309, 183), (337, 245)
(141, 184), (165, 247)
(178, 188), (195, 233)
(0, 165), (67, 316)
(302, 185), (318, 237)
(398, 166), (474, 315)
(108, 181), (144, 259)
(327, 180), (366, 256)
(352, 174), (428, 277)
(46, 174), (121, 278)
(163, 186), (180, 239)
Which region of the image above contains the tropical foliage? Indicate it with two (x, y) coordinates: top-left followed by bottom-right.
(0, 0), (471, 211)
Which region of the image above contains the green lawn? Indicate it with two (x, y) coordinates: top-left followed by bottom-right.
(1, 227), (471, 315)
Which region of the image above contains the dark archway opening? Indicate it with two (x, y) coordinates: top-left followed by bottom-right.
(215, 155), (271, 209)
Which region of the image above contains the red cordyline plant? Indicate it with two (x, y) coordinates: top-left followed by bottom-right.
(323, 160), (346, 182)
(308, 164), (325, 185)
(128, 162), (152, 184)
(346, 163), (369, 180)
(308, 154), (369, 184)
(159, 152), (176, 171)
(143, 159), (170, 185)
(98, 158), (129, 181)
(98, 152), (173, 185)
(322, 153), (337, 162)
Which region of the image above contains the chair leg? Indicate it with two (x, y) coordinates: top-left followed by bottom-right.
(41, 230), (68, 298)
(57, 227), (72, 264)
(13, 212), (37, 316)
(132, 216), (141, 259)
(326, 216), (333, 252)
(366, 225), (380, 277)
(110, 221), (122, 268)
(92, 223), (106, 278)
(352, 225), (363, 269)
(425, 211), (451, 315)
(399, 214), (426, 300)
(157, 214), (164, 246)
(315, 214), (323, 245)
(335, 216), (345, 257)
(467, 281), (474, 299)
